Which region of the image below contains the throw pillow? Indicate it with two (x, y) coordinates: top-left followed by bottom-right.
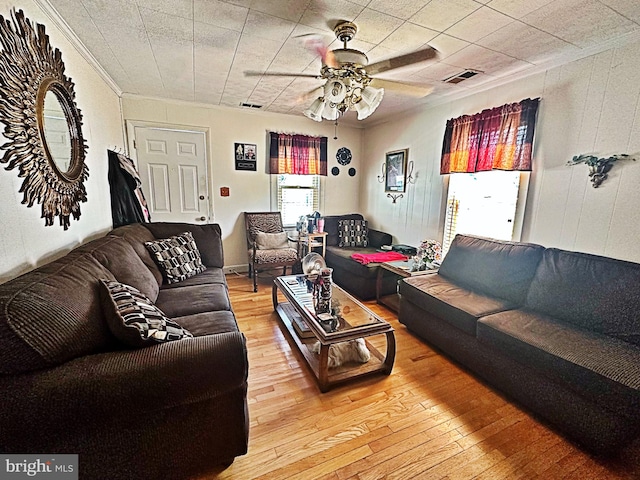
(144, 231), (206, 284)
(338, 219), (369, 247)
(99, 279), (193, 348)
(255, 231), (289, 250)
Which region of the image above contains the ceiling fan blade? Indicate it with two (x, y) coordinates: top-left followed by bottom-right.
(366, 46), (438, 76)
(244, 70), (321, 79)
(297, 86), (324, 104)
(294, 33), (338, 68)
(370, 78), (434, 97)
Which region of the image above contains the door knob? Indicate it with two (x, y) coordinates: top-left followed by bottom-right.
(199, 195), (205, 200)
(199, 216), (206, 221)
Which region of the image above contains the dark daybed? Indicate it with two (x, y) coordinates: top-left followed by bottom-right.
(0, 222), (249, 479)
(322, 213), (398, 300)
(399, 234), (640, 454)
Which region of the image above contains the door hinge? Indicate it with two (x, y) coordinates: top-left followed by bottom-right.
(133, 139), (137, 149)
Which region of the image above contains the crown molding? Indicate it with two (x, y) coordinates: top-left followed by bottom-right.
(32, 0), (122, 96)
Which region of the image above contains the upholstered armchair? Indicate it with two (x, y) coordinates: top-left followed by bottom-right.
(244, 212), (299, 292)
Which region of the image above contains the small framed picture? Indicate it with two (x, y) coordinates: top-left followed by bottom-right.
(385, 149), (408, 192)
(235, 143), (257, 171)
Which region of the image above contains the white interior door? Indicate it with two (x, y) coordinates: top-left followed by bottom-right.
(133, 126), (209, 223)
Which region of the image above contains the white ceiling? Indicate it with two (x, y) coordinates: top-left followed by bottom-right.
(43, 0), (640, 125)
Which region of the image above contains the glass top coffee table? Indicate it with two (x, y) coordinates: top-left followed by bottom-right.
(273, 274), (395, 392)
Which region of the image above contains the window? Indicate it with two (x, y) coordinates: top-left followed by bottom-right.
(276, 174), (320, 227)
(442, 171), (527, 256)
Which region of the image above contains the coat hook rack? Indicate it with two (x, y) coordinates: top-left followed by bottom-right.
(387, 193), (403, 203)
(377, 162), (386, 183)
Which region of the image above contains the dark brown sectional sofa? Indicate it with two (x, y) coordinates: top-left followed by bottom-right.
(0, 222), (249, 479)
(399, 234), (640, 454)
(323, 213), (397, 300)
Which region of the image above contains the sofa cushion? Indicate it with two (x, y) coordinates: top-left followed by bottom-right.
(159, 268), (227, 289)
(0, 255), (117, 374)
(368, 229), (393, 249)
(477, 309), (640, 414)
(338, 219), (369, 247)
(400, 274), (517, 336)
(525, 248), (640, 344)
(438, 235), (544, 305)
(325, 246), (381, 279)
(173, 311), (239, 336)
(74, 236), (160, 301)
(145, 232), (206, 284)
(99, 280), (193, 347)
(255, 231), (289, 249)
(109, 223), (164, 287)
(155, 284), (231, 318)
(145, 223), (225, 268)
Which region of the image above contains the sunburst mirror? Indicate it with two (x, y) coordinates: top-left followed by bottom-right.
(0, 9), (88, 230)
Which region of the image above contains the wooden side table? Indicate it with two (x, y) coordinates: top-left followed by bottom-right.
(376, 259), (438, 312)
(299, 231), (328, 257)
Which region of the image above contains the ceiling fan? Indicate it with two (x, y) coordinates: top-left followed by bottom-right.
(244, 21), (438, 122)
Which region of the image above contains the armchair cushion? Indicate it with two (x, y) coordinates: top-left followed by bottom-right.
(145, 231), (206, 284)
(338, 219), (369, 247)
(99, 280), (193, 348)
(252, 248), (298, 265)
(255, 231), (289, 250)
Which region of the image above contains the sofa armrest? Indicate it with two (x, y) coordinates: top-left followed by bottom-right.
(369, 228), (392, 248)
(0, 332), (247, 444)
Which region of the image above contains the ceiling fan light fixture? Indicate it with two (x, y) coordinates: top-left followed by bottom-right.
(361, 86), (384, 112)
(323, 102), (340, 121)
(324, 79), (348, 104)
(354, 97), (373, 120)
(303, 97), (325, 122)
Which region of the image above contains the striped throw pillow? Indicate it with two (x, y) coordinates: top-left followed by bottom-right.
(99, 279), (192, 347)
(144, 231), (206, 284)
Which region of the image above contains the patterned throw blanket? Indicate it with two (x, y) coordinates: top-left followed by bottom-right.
(350, 251), (407, 265)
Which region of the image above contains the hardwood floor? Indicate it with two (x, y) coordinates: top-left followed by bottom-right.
(206, 272), (640, 479)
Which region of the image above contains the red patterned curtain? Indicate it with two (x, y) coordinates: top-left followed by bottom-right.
(269, 132), (328, 175)
(440, 98), (539, 174)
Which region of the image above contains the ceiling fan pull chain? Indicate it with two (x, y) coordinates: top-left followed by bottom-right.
(334, 120), (338, 140)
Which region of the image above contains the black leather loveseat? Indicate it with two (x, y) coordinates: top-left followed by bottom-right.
(399, 234), (640, 454)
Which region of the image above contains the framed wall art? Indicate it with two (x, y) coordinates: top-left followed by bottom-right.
(235, 143), (257, 171)
(384, 149), (408, 193)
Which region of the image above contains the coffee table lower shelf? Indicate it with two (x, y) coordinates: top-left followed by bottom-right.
(275, 302), (394, 392)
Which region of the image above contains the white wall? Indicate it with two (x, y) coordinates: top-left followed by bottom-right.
(121, 97), (364, 268)
(362, 38), (640, 263)
(0, 2), (124, 283)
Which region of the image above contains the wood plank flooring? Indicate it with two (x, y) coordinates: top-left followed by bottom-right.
(204, 273), (640, 479)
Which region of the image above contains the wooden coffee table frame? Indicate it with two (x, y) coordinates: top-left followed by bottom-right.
(272, 276), (396, 392)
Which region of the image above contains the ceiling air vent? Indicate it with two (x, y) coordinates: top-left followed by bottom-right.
(443, 70), (481, 84)
(240, 102), (263, 109)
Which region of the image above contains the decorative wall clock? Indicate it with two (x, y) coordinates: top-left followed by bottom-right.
(336, 147), (352, 165)
(0, 9), (88, 230)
